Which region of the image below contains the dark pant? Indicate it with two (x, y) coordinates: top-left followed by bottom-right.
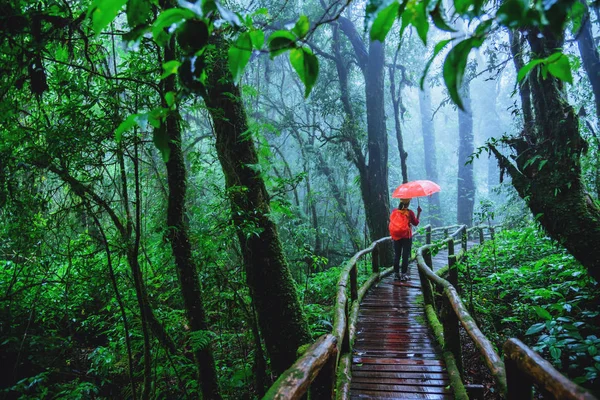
(393, 238), (412, 274)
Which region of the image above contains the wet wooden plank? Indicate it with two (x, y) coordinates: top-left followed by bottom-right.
(353, 364), (447, 373)
(352, 382), (452, 394)
(353, 392), (452, 398)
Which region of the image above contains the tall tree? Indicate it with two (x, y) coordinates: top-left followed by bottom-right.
(335, 17), (392, 264)
(418, 82), (442, 226)
(577, 0), (600, 122)
(199, 35), (311, 375)
(490, 26), (600, 282)
(457, 81), (475, 226)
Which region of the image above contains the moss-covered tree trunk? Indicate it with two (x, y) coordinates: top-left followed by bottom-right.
(492, 28), (600, 282)
(161, 41), (222, 399)
(201, 37), (311, 375)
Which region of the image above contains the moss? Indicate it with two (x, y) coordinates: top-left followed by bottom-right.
(296, 343), (311, 357)
(443, 350), (469, 400)
(425, 304), (444, 348)
(436, 265), (449, 278)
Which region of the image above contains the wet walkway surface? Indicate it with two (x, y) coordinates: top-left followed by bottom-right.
(350, 240), (480, 399)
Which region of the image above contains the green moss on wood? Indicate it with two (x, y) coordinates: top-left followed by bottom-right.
(425, 304), (444, 348)
(443, 350), (469, 400)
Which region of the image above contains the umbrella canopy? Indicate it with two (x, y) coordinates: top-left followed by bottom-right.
(392, 180), (441, 199)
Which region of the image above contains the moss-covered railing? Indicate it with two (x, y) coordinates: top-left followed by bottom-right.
(417, 224), (597, 400)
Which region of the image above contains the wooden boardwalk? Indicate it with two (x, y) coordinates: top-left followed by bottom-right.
(350, 241), (478, 399)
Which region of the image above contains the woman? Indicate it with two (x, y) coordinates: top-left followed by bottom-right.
(388, 198), (421, 281)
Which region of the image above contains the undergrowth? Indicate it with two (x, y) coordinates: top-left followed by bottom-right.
(457, 226), (600, 395)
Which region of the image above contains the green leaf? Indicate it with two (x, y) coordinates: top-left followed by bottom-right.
(430, 2), (456, 32)
(550, 346), (562, 360)
(249, 30), (264, 49)
(152, 8), (196, 46)
(370, 1), (400, 42)
(546, 52), (573, 84)
(293, 15), (310, 38)
(126, 0), (151, 27)
(420, 38), (452, 89)
(115, 114), (139, 142)
(569, 1), (585, 35)
(517, 58), (544, 82)
(160, 60), (181, 80)
(496, 0), (527, 27)
(165, 91), (176, 108)
(413, 1), (430, 45)
(289, 47), (319, 97)
(89, 0), (128, 34)
(442, 37), (483, 110)
(153, 127), (171, 162)
(228, 32), (253, 82)
(526, 322), (546, 335)
(534, 306), (552, 321)
(268, 30), (297, 58)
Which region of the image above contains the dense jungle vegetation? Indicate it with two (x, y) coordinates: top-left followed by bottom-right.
(1, 0), (599, 398)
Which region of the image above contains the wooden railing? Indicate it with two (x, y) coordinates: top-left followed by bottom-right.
(264, 224), (597, 400)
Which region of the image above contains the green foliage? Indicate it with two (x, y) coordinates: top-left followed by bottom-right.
(458, 227), (600, 390)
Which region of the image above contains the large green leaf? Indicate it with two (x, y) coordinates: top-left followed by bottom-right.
(370, 1), (400, 42)
(289, 47), (319, 97)
(430, 2), (456, 32)
(152, 8), (196, 46)
(228, 32), (253, 82)
(546, 52), (573, 84)
(89, 0), (128, 34)
(115, 114), (139, 142)
(517, 58), (544, 82)
(293, 15), (310, 38)
(414, 1), (430, 44)
(249, 30), (264, 49)
(420, 39), (452, 89)
(268, 30), (297, 58)
(442, 37), (483, 109)
(126, 0), (151, 27)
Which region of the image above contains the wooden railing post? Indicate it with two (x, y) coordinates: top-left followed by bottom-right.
(426, 225), (432, 245)
(371, 246), (379, 274)
(309, 346), (338, 399)
(442, 289), (463, 377)
(350, 264), (358, 302)
(341, 301), (350, 353)
(461, 227), (467, 252)
(479, 227), (484, 245)
(447, 238), (455, 259)
(504, 351), (533, 400)
(490, 227), (495, 241)
(448, 255), (458, 288)
(444, 228), (449, 238)
(419, 248), (435, 308)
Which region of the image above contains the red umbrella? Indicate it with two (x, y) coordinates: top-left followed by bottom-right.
(392, 180), (441, 199)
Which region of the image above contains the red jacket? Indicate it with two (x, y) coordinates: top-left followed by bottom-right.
(389, 209), (420, 240)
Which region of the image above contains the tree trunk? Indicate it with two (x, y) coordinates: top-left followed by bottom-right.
(365, 40), (392, 261)
(162, 42), (222, 399)
(577, 0), (600, 121)
(509, 30), (534, 130)
(201, 36), (311, 375)
(388, 48), (408, 184)
(418, 83), (442, 226)
(457, 83), (475, 226)
(493, 27), (600, 283)
(337, 19), (392, 263)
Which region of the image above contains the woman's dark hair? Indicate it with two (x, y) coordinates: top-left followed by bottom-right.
(398, 202), (408, 210)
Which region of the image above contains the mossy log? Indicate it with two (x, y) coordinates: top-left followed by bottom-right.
(504, 338), (598, 400)
(263, 334), (337, 400)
